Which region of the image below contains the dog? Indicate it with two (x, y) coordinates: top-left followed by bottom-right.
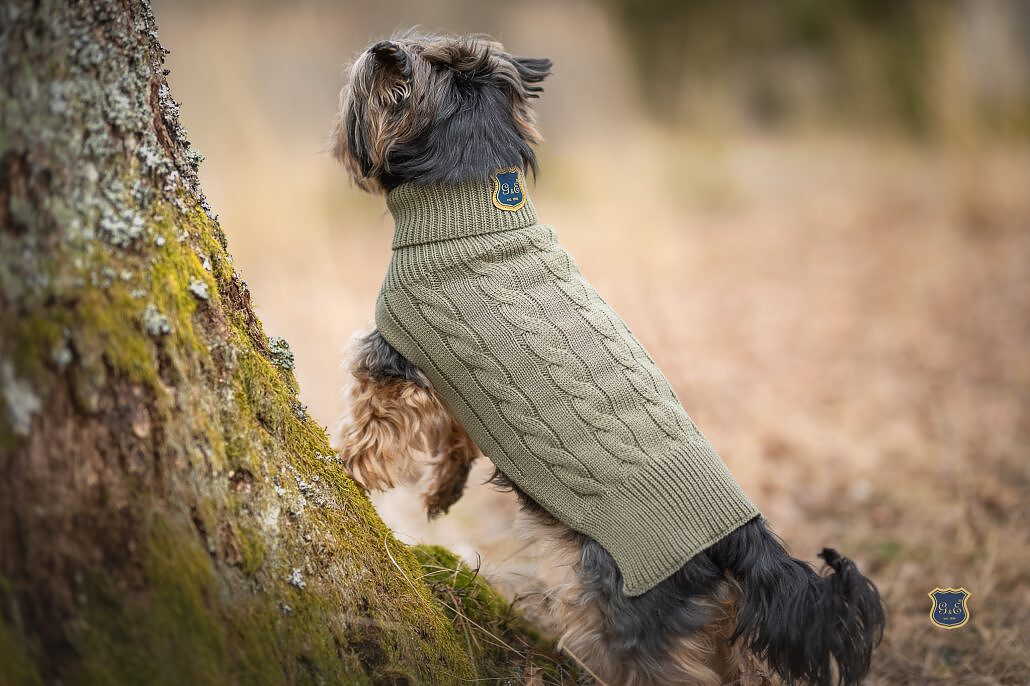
(332, 31), (884, 685)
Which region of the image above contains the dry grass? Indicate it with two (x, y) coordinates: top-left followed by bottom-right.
(157, 2), (1030, 682)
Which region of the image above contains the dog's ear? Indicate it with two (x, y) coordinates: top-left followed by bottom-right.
(421, 38), (494, 79)
(503, 55), (551, 149)
(366, 40), (412, 109)
(368, 40), (412, 81)
(511, 57), (552, 96)
(331, 40), (416, 192)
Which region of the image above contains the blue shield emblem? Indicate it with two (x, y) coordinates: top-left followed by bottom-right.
(491, 168), (526, 211)
(929, 588), (970, 629)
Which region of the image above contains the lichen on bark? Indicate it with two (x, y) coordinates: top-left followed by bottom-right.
(0, 1), (576, 683)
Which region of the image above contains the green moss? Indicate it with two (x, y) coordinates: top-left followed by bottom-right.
(412, 545), (582, 684)
(73, 517), (264, 686)
(414, 545), (510, 622)
(233, 345), (295, 439)
(76, 284), (159, 386)
(191, 213), (234, 286)
(0, 417), (16, 454)
(148, 208), (209, 345)
(1, 200), (221, 411)
(70, 514), (441, 686)
(8, 314), (66, 383)
(0, 616), (43, 686)
(235, 524), (266, 576)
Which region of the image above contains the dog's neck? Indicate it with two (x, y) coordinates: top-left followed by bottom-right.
(387, 170), (538, 250)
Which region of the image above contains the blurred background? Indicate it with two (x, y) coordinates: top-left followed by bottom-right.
(153, 1), (1030, 682)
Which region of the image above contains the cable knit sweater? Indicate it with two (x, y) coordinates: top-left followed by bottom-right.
(376, 170), (759, 595)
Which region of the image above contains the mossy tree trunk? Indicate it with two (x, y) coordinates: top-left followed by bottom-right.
(0, 2), (571, 684)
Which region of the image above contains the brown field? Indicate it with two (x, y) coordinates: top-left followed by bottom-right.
(157, 2), (1030, 683)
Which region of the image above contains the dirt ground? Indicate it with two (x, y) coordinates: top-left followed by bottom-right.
(158, 3), (1030, 682)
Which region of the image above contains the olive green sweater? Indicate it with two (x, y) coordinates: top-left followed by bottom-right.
(376, 171), (759, 596)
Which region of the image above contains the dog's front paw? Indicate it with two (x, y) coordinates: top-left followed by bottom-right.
(421, 454), (473, 520)
(419, 421), (479, 520)
(423, 488), (456, 520)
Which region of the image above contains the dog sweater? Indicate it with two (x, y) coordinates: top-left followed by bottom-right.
(375, 170), (759, 595)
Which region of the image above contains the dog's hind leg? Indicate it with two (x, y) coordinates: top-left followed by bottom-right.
(706, 518), (885, 686)
(499, 472), (748, 686)
(340, 329), (450, 491)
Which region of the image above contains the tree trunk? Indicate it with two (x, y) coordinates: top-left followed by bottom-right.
(0, 2), (571, 683)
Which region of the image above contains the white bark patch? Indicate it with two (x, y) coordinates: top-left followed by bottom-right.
(287, 568), (306, 589)
(2, 361), (42, 436)
(188, 278), (210, 301)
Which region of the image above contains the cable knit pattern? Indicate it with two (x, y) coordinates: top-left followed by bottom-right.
(407, 280), (605, 496)
(531, 236), (700, 438)
(465, 258), (646, 474)
(375, 175), (759, 595)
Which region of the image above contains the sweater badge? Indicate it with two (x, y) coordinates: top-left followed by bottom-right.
(492, 167), (526, 211)
(928, 587), (971, 629)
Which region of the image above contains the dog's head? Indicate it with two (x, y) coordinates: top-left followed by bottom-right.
(332, 31), (552, 192)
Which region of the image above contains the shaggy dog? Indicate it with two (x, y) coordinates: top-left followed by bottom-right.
(333, 31), (884, 685)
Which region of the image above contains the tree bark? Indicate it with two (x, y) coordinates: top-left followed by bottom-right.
(0, 1), (571, 683)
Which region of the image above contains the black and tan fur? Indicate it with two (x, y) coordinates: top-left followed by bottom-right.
(334, 31), (884, 685)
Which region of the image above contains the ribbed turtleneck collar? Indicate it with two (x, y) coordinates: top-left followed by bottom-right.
(386, 173), (538, 250)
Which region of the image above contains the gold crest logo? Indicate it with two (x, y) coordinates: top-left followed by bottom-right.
(491, 167), (527, 211)
(928, 587), (971, 630)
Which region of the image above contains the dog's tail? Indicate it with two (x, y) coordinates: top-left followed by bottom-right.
(707, 517), (885, 686)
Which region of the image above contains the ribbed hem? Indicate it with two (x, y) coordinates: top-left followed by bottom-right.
(388, 176), (538, 249)
(582, 440), (760, 596)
